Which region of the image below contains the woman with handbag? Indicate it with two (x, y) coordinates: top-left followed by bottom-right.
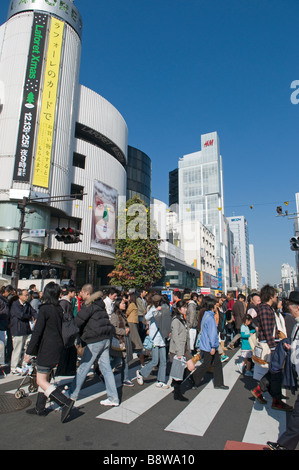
(24, 282), (75, 423)
(169, 300), (194, 401)
(110, 298), (134, 386)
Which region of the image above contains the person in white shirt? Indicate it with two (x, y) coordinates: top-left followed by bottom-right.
(103, 288), (118, 318)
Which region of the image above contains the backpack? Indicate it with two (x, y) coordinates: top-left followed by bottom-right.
(61, 308), (79, 348)
(154, 305), (172, 339)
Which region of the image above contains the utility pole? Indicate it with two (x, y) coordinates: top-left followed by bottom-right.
(12, 197), (29, 290)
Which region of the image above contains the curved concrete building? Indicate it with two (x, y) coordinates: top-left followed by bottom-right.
(0, 0), (128, 287)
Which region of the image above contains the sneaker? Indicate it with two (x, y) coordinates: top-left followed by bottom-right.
(155, 382), (169, 389)
(237, 362), (244, 373)
(244, 370), (253, 376)
(100, 398), (119, 407)
(221, 355), (229, 363)
(251, 388), (267, 404)
(136, 370), (143, 385)
(227, 344), (235, 350)
(271, 399), (293, 412)
(123, 380), (134, 387)
(267, 441), (287, 450)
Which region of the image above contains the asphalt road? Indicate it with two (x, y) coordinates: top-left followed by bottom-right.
(0, 349), (298, 454)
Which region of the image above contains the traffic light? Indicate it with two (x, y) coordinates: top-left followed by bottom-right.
(290, 237), (299, 251)
(276, 206), (282, 215)
(55, 227), (82, 244)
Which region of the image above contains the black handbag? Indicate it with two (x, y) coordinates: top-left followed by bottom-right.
(61, 309), (79, 348)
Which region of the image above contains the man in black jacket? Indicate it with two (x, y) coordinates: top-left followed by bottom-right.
(0, 285), (15, 365)
(68, 285), (119, 406)
(10, 289), (36, 374)
(0, 284), (16, 364)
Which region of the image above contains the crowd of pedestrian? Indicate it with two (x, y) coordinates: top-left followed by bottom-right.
(0, 281), (299, 449)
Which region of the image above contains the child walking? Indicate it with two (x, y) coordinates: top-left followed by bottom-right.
(238, 314), (255, 376)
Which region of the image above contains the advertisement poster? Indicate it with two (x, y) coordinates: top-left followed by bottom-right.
(91, 180), (118, 253)
(13, 13), (48, 183)
(32, 17), (64, 188)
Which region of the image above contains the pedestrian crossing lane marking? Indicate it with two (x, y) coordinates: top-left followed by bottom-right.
(165, 354), (240, 436)
(96, 382), (173, 424)
(242, 391), (287, 445)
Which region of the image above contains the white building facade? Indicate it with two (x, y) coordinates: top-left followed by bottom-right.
(249, 243), (258, 290)
(178, 131), (228, 292)
(281, 263), (297, 297)
(0, 0), (128, 287)
(227, 216), (251, 291)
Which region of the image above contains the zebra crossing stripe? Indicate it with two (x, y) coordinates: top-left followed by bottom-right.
(96, 382), (173, 423)
(242, 391), (287, 445)
(165, 353), (240, 436)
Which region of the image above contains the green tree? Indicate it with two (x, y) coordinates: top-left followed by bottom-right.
(108, 196), (163, 290)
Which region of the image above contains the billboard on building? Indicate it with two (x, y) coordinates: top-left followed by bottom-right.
(91, 180), (118, 253)
(13, 13), (48, 183)
(32, 17), (65, 188)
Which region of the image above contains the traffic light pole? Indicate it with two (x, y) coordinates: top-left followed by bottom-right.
(11, 197), (27, 290)
(11, 192), (86, 289)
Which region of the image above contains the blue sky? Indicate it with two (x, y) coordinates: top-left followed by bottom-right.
(1, 0), (299, 286)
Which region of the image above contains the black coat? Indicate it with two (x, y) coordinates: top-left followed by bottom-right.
(26, 303), (64, 368)
(9, 299), (36, 336)
(0, 295), (9, 331)
(75, 292), (114, 345)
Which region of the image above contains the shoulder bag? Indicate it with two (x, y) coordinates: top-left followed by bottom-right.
(252, 326), (276, 366)
(61, 307), (79, 349)
(143, 315), (160, 351)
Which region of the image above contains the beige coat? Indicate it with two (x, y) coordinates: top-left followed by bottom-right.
(126, 302), (138, 324)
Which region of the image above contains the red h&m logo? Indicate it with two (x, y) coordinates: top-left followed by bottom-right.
(204, 139), (214, 147)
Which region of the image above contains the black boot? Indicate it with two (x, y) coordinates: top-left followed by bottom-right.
(173, 380), (188, 402)
(26, 392), (48, 416)
(48, 387), (75, 423)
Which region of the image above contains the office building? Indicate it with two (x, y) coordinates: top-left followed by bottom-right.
(127, 146), (151, 206)
(227, 216), (251, 290)
(177, 131), (228, 291)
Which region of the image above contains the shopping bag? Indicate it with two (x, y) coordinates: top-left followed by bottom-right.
(169, 355), (186, 381)
(252, 340), (271, 365)
(189, 328), (197, 350)
(248, 332), (257, 351)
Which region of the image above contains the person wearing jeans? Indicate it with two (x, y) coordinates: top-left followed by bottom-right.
(110, 298), (134, 387)
(137, 343), (167, 385)
(68, 285), (119, 407)
(136, 295), (168, 388)
(69, 339), (119, 404)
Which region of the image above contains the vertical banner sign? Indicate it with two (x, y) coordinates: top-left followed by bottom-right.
(13, 13), (48, 182)
(218, 268), (222, 291)
(33, 17), (64, 188)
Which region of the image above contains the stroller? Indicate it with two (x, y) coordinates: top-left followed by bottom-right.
(15, 360), (38, 399)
